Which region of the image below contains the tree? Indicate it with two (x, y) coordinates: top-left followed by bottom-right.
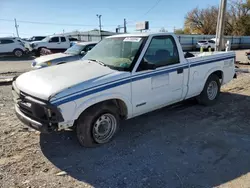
(184, 6), (219, 35)
(184, 0), (250, 36)
(174, 28), (191, 34)
(228, 0), (250, 35)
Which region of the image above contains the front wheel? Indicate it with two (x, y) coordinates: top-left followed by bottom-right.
(197, 74), (221, 106)
(76, 103), (120, 147)
(13, 49), (24, 58)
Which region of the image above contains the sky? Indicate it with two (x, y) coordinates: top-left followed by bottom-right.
(0, 0), (220, 38)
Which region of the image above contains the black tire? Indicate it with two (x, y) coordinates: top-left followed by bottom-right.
(197, 74), (221, 106)
(76, 102), (120, 147)
(13, 49), (24, 58)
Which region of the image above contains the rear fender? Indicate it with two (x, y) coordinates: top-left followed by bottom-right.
(202, 66), (223, 89)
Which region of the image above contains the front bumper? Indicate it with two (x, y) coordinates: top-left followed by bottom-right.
(12, 81), (64, 133)
(15, 104), (49, 133)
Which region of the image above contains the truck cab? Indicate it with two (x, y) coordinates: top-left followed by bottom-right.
(13, 33), (235, 147)
(30, 35), (71, 56)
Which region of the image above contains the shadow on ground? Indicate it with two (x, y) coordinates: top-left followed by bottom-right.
(40, 93), (250, 188)
(0, 56), (35, 61)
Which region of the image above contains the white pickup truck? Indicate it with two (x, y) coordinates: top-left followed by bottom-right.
(30, 35), (71, 56)
(12, 33), (235, 147)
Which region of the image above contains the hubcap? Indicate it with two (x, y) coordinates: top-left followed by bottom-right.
(207, 81), (218, 100)
(92, 113), (117, 144)
(15, 50), (22, 57)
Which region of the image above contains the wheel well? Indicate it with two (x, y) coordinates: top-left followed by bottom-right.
(38, 47), (46, 50)
(81, 99), (128, 120)
(212, 70), (223, 80)
(13, 48), (23, 52)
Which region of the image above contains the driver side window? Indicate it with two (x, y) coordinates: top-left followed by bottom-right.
(49, 37), (59, 43)
(137, 36), (179, 71)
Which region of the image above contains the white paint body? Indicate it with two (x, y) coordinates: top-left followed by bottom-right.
(0, 37), (26, 53)
(30, 35), (70, 50)
(15, 33), (235, 129)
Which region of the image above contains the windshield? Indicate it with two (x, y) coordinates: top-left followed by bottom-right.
(83, 37), (146, 71)
(41, 36), (50, 42)
(65, 44), (85, 55)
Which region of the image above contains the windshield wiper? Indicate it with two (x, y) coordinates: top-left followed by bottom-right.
(87, 59), (106, 67)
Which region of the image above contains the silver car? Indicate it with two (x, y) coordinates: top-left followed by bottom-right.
(31, 41), (97, 69)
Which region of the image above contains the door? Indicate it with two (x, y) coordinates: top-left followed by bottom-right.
(48, 37), (60, 50)
(131, 35), (184, 115)
(60, 37), (68, 49)
(0, 39), (15, 53)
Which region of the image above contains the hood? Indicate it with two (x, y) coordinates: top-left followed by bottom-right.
(15, 60), (127, 101)
(30, 41), (44, 45)
(34, 53), (72, 64)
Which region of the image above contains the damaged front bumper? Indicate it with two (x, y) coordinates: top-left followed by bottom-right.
(12, 81), (64, 133)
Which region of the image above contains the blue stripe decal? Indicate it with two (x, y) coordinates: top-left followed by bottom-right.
(52, 55), (235, 106)
(51, 63), (187, 103)
(51, 55), (234, 103)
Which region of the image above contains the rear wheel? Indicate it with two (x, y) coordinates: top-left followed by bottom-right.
(76, 103), (120, 147)
(197, 74), (221, 106)
(13, 49), (23, 58)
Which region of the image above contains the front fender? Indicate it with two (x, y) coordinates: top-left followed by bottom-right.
(73, 92), (133, 121)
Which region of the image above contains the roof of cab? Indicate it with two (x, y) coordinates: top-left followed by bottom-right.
(107, 32), (174, 38)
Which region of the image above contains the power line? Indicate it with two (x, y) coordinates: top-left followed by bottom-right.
(0, 18), (118, 27)
(127, 0), (162, 24)
(142, 0), (162, 17)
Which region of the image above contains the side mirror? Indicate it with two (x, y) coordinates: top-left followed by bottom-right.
(140, 58), (156, 70)
(80, 51), (87, 56)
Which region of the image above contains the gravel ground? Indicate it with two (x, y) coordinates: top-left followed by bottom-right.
(1, 51), (250, 188)
(1, 71), (250, 188)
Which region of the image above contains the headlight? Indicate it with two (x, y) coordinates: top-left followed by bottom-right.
(47, 61), (52, 66)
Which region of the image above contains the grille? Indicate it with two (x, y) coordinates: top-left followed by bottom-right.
(13, 88), (48, 122)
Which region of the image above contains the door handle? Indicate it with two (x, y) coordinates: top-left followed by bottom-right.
(177, 68), (183, 74)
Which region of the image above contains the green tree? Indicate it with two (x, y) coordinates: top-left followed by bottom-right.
(184, 0), (250, 36)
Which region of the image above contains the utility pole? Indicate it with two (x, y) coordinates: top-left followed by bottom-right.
(124, 18), (127, 33)
(96, 14), (102, 39)
(14, 18), (19, 38)
(215, 0), (227, 51)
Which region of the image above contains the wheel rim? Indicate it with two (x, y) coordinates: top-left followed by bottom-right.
(207, 81), (218, 100)
(15, 50), (22, 57)
(92, 113), (117, 144)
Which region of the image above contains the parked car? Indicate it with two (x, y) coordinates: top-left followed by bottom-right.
(31, 42), (97, 69)
(12, 33), (235, 147)
(69, 37), (80, 47)
(196, 39), (216, 50)
(30, 35), (71, 56)
(196, 38), (226, 50)
(0, 37), (28, 57)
